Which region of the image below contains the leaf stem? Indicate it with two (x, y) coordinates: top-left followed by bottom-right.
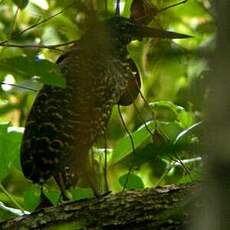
(0, 183), (25, 213)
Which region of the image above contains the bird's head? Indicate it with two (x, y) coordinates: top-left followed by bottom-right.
(105, 16), (191, 46)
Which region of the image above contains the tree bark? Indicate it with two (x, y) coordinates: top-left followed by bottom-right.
(0, 184), (196, 230)
(194, 1), (230, 230)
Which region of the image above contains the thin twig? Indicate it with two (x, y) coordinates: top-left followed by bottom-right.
(175, 152), (193, 181)
(103, 134), (109, 192)
(132, 78), (158, 134)
(166, 153), (193, 182)
(135, 0), (189, 24)
(0, 1), (77, 45)
(0, 183), (25, 213)
(139, 90), (156, 120)
(118, 105), (136, 191)
(131, 80), (192, 180)
(133, 102), (154, 136)
(0, 40), (77, 50)
(158, 0), (189, 14)
(154, 161), (175, 187)
(0, 82), (38, 92)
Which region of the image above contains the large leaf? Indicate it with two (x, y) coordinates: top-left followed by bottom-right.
(157, 121), (183, 143)
(149, 100), (194, 127)
(150, 100), (178, 121)
(23, 186), (40, 210)
(156, 121), (199, 158)
(174, 121), (203, 145)
(0, 123), (23, 180)
(110, 121), (155, 166)
(0, 57), (65, 88)
(119, 173), (144, 189)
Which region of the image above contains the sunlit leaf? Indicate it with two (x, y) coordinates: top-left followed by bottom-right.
(0, 57), (65, 88)
(157, 121), (183, 142)
(173, 121), (203, 145)
(44, 190), (60, 205)
(149, 101), (193, 127)
(0, 123), (23, 180)
(149, 100), (178, 121)
(23, 186), (40, 210)
(110, 121), (155, 166)
(119, 173), (144, 189)
(177, 110), (194, 128)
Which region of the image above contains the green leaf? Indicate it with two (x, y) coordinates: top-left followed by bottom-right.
(177, 110), (194, 128)
(0, 57), (65, 88)
(0, 123), (23, 180)
(44, 190), (60, 205)
(174, 121), (203, 145)
(12, 0), (29, 9)
(157, 121), (183, 143)
(149, 101), (178, 121)
(119, 173), (144, 189)
(23, 186), (40, 210)
(70, 187), (94, 201)
(110, 121), (155, 166)
(149, 101), (194, 128)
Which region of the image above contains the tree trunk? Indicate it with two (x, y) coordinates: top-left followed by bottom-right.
(0, 184), (196, 230)
(194, 1), (230, 230)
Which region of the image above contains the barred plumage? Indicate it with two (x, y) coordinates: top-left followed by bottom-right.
(20, 17), (139, 196)
(20, 15), (190, 199)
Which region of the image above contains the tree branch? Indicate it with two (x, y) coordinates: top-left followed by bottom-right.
(0, 184), (196, 230)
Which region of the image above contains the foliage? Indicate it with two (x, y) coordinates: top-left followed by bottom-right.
(0, 0), (214, 220)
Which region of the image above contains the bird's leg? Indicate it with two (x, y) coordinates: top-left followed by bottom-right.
(54, 173), (72, 202)
(35, 185), (53, 210)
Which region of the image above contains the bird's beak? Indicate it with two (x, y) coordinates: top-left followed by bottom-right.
(135, 25), (192, 39)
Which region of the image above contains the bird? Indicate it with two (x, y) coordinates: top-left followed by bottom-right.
(20, 6), (191, 205)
